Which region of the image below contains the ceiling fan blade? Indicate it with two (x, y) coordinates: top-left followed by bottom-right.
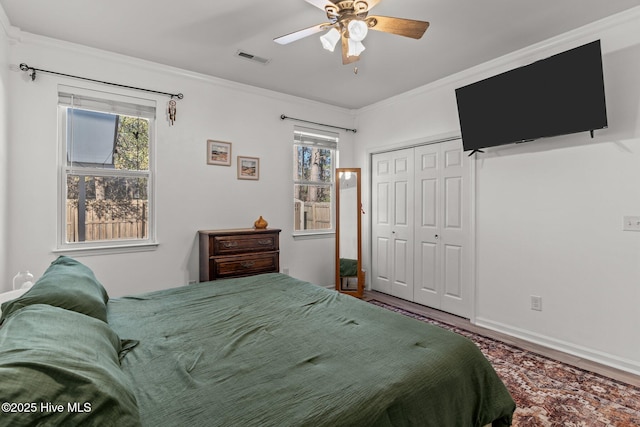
(341, 36), (360, 65)
(274, 23), (328, 45)
(366, 16), (430, 39)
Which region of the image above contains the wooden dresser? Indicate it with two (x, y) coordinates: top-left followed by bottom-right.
(199, 228), (281, 281)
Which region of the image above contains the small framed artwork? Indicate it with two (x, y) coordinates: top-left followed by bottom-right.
(207, 140), (232, 166)
(237, 156), (260, 180)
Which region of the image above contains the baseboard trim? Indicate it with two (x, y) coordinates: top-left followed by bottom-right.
(474, 316), (640, 377)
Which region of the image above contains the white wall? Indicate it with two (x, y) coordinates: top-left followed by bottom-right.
(354, 8), (640, 375)
(4, 31), (355, 296)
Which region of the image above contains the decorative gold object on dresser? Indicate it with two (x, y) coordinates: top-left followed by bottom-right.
(199, 228), (281, 281)
(253, 216), (268, 229)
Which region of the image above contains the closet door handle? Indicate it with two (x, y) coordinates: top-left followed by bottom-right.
(435, 234), (439, 240)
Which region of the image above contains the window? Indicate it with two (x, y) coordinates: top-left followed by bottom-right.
(58, 87), (156, 251)
(293, 126), (337, 234)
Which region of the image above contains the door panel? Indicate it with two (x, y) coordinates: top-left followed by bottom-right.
(420, 179), (437, 227)
(390, 150), (413, 300)
(418, 241), (437, 293)
(394, 239), (409, 285)
(414, 143), (441, 307)
(376, 182), (389, 224)
(371, 149), (414, 299)
(394, 181), (409, 226)
(375, 237), (390, 292)
(445, 176), (462, 229)
(373, 177), (391, 294)
(439, 140), (471, 317)
(444, 244), (462, 298)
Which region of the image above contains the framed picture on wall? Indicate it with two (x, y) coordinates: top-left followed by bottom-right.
(207, 140), (232, 166)
(237, 156), (259, 180)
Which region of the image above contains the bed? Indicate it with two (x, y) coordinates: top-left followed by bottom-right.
(0, 256), (515, 426)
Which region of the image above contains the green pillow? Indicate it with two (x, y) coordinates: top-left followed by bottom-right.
(0, 256), (109, 323)
(0, 304), (141, 426)
(339, 258), (358, 277)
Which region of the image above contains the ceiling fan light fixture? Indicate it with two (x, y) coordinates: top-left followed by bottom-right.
(347, 19), (368, 42)
(347, 38), (366, 57)
(320, 28), (341, 52)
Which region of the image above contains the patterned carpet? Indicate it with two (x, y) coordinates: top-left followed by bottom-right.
(369, 300), (640, 427)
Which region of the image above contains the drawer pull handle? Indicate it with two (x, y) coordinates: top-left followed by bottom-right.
(222, 241), (239, 248)
(257, 239), (272, 245)
(240, 261), (255, 269)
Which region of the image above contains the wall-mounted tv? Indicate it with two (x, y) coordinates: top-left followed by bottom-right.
(455, 40), (608, 153)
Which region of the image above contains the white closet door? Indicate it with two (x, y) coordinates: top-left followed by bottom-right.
(371, 148), (414, 300)
(371, 139), (472, 318)
(414, 140), (472, 317)
(413, 143), (441, 308)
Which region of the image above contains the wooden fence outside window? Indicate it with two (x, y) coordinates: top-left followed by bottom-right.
(66, 200), (148, 242)
(294, 201), (331, 231)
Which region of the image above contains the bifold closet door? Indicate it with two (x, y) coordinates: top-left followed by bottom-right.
(371, 140), (472, 318)
(414, 140), (471, 318)
(371, 148), (415, 300)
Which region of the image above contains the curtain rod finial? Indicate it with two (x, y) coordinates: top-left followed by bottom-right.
(19, 63), (36, 81)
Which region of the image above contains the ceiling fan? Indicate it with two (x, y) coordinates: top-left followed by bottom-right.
(274, 0), (430, 65)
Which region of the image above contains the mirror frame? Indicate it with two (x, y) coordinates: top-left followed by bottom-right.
(335, 168), (364, 298)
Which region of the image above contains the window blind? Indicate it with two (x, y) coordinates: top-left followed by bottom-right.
(58, 86), (156, 119)
(294, 126), (338, 149)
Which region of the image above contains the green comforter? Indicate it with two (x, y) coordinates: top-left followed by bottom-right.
(108, 273), (515, 426)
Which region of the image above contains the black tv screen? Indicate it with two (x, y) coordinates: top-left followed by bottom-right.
(455, 40), (608, 152)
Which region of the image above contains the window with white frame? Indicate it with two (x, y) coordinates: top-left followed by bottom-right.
(58, 87), (156, 250)
(293, 126), (337, 234)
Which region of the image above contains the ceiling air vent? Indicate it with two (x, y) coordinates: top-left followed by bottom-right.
(235, 50), (270, 65)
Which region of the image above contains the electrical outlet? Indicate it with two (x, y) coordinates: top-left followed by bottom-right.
(531, 295), (542, 311)
(623, 216), (640, 231)
(283, 268), (290, 275)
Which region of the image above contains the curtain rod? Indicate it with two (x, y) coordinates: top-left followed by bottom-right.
(19, 63), (184, 100)
(280, 114), (357, 133)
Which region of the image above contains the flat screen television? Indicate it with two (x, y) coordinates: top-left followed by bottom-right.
(455, 40), (608, 153)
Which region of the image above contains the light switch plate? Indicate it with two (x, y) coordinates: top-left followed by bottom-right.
(623, 216), (640, 231)
(531, 295), (542, 311)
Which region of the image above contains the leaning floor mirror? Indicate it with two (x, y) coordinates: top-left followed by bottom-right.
(335, 168), (364, 298)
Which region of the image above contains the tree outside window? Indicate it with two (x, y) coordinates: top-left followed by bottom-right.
(293, 128), (337, 233)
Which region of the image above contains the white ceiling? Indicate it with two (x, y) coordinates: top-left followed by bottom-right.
(2, 0), (639, 109)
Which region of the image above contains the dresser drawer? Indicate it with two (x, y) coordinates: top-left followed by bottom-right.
(210, 252), (279, 279)
(211, 232), (278, 256)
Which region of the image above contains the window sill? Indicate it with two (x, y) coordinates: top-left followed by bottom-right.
(292, 231), (335, 240)
(53, 242), (159, 257)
